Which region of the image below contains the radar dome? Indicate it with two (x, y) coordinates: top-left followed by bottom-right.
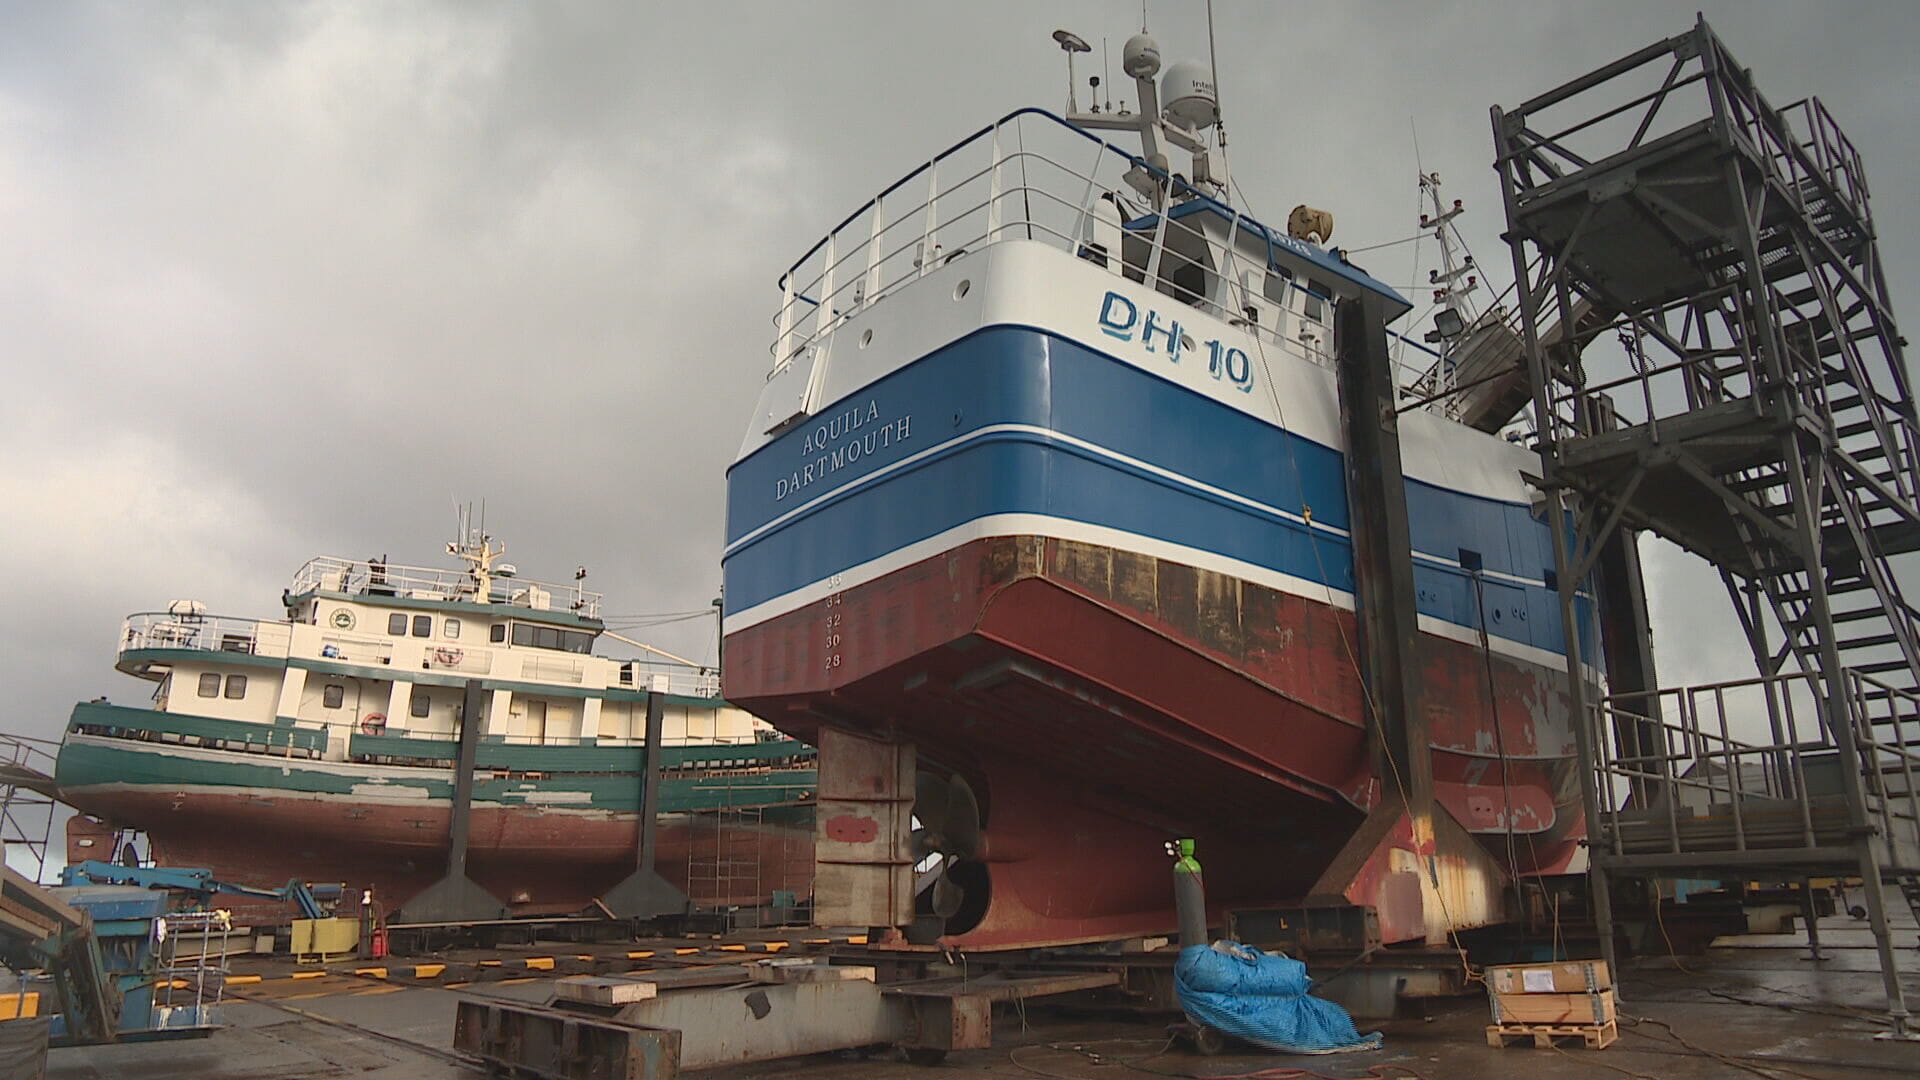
(1161, 60), (1217, 129)
(1122, 33), (1161, 79)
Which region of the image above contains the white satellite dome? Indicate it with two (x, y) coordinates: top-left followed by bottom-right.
(1122, 33), (1161, 79)
(1161, 59), (1218, 130)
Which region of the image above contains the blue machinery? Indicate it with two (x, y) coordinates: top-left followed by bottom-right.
(58, 860), (340, 921)
(0, 862), (342, 1047)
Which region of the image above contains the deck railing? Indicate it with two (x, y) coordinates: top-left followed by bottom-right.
(119, 611), (721, 698)
(122, 613), (290, 659)
(1592, 669), (1920, 866)
(69, 702), (329, 758)
(289, 555), (603, 620)
(768, 108), (1342, 378)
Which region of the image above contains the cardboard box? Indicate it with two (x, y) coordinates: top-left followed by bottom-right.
(1490, 988), (1616, 1026)
(1486, 959), (1610, 996)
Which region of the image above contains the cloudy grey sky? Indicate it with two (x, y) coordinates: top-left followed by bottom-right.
(4, 0), (1917, 751)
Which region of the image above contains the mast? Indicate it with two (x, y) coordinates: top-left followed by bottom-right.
(1417, 172), (1483, 399)
(446, 504), (506, 604)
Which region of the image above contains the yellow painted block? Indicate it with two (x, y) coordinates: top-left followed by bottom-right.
(627, 951), (654, 959)
(354, 967), (387, 979)
(413, 964), (445, 978)
(0, 993), (39, 1020)
(225, 975), (262, 986)
(291, 917), (361, 961)
(674, 948), (699, 955)
(847, 935), (868, 944)
(525, 957), (555, 970)
(764, 941), (789, 952)
(291, 971), (326, 980)
(720, 944), (747, 952)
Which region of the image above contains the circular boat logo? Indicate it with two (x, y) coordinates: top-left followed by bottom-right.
(330, 609), (356, 630)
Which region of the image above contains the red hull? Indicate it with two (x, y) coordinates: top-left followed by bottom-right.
(65, 789), (813, 921)
(726, 536), (1582, 947)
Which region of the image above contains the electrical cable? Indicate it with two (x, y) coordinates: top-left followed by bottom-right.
(1011, 1038), (1433, 1080)
(1624, 1013), (1833, 1080)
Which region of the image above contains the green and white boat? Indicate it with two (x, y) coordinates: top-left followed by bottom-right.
(55, 526), (816, 918)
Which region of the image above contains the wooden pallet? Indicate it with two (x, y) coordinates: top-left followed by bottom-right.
(1486, 1019), (1618, 1049)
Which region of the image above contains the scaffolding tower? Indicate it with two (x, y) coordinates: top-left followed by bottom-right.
(1495, 17), (1920, 1037)
(0, 735), (62, 884)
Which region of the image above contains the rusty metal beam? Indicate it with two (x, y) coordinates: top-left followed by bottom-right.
(1335, 293), (1429, 809)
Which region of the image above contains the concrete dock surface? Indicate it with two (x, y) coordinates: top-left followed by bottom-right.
(43, 901), (1920, 1080)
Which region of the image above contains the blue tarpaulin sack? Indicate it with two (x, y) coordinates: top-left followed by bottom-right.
(1174, 941), (1383, 1054)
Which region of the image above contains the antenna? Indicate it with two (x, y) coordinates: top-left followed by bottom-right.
(1053, 30), (1092, 114)
(1102, 38), (1113, 111)
(1206, 0), (1224, 132)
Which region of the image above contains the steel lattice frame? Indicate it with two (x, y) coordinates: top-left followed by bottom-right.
(1493, 16), (1920, 1035)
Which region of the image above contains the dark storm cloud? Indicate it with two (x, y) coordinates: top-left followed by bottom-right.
(3, 0), (1916, 743)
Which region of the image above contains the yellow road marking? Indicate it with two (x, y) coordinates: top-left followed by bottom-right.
(627, 951), (654, 959)
(804, 938), (830, 945)
(720, 944), (747, 952)
(444, 981), (471, 989)
(674, 948), (699, 955)
(354, 967), (387, 979)
(525, 957), (555, 970)
(351, 985), (405, 996)
(497, 977), (538, 985)
(480, 960), (502, 967)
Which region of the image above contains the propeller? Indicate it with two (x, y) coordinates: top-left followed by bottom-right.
(909, 771), (984, 937)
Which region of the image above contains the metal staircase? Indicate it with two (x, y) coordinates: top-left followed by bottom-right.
(1494, 17), (1920, 1037)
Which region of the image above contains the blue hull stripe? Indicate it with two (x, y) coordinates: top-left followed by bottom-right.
(725, 327), (1581, 657)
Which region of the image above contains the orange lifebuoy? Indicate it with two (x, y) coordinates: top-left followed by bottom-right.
(360, 713), (387, 735)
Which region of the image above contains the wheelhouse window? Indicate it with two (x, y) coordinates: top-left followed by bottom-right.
(224, 674), (248, 699)
(410, 694), (431, 719)
(197, 673), (221, 698)
(490, 624), (506, 643)
(387, 614), (407, 636)
(1263, 266), (1293, 305)
(1303, 278), (1333, 325)
(444, 618), (461, 640)
(323, 684), (345, 709)
(508, 622), (594, 654)
(412, 614), (432, 638)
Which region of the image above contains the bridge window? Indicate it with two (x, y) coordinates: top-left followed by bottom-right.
(491, 624), (506, 643)
(410, 694), (431, 719)
(323, 684), (345, 709)
(197, 673), (221, 698)
(1304, 279), (1333, 325)
(412, 615), (432, 638)
(387, 614), (407, 636)
(444, 618), (462, 640)
(224, 674), (248, 699)
(508, 622), (596, 654)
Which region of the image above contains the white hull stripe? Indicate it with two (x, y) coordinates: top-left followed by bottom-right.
(723, 511), (1596, 677)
